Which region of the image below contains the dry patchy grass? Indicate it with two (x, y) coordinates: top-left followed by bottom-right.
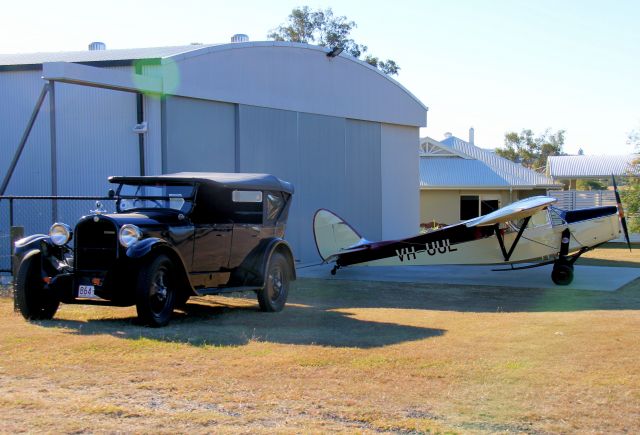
(1, 243), (639, 433)
(579, 242), (640, 267)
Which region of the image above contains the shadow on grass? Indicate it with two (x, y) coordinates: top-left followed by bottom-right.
(291, 276), (640, 313)
(578, 243), (640, 268)
(37, 298), (445, 348)
(578, 258), (640, 268)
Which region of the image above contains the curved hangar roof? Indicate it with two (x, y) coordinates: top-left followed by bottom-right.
(547, 154), (639, 178)
(109, 172), (294, 194)
(1, 42), (427, 127)
(163, 42), (427, 127)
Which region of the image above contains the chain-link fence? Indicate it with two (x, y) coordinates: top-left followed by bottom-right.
(0, 196), (115, 279)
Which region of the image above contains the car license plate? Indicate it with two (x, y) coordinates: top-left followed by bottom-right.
(78, 285), (98, 298)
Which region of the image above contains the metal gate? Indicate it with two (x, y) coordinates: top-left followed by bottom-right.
(548, 190), (616, 210)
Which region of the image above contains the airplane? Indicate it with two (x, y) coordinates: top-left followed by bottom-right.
(312, 177), (632, 285)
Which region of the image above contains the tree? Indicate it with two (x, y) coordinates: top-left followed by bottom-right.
(622, 127), (640, 232)
(495, 128), (566, 172)
(268, 6), (400, 76)
(576, 179), (607, 190)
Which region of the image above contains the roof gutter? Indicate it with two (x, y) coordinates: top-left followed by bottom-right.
(420, 185), (561, 190)
(42, 62), (163, 94)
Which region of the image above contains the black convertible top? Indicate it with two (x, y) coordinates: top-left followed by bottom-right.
(109, 172), (294, 194)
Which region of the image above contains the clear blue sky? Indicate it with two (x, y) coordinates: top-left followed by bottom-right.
(2, 0), (639, 155)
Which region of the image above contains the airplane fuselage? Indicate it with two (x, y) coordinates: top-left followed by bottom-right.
(336, 208), (621, 268)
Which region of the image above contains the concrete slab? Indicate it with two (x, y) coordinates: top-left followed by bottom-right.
(297, 263), (640, 292)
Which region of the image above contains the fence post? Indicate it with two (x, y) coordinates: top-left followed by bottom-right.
(10, 226), (24, 280)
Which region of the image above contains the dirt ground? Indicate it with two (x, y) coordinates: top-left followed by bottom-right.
(1, 243), (639, 434)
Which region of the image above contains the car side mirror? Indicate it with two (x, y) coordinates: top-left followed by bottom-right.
(107, 189), (115, 199)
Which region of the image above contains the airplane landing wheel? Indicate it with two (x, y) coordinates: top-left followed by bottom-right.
(551, 262), (573, 286)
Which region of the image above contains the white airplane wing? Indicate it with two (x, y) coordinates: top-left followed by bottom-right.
(464, 196), (557, 228)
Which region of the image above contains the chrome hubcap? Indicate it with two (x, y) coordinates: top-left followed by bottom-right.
(154, 274), (167, 302)
(268, 268), (283, 301)
(150, 269), (170, 313)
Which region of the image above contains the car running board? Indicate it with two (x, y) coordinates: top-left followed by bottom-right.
(195, 286), (262, 296)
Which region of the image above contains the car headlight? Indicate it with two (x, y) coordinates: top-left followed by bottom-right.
(49, 223), (72, 246)
(118, 224), (142, 248)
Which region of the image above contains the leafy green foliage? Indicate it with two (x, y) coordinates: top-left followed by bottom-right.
(363, 55), (400, 75)
(576, 179), (608, 190)
(621, 128), (640, 232)
(495, 129), (565, 171)
(623, 185), (640, 233)
(268, 6), (400, 76)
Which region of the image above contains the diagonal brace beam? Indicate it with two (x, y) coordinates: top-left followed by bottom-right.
(494, 216), (531, 262)
(0, 83), (50, 196)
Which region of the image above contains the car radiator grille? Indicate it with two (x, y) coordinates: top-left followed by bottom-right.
(75, 219), (118, 271)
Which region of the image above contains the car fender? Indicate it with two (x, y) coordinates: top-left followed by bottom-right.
(13, 234), (70, 276)
(16, 248), (42, 268)
(125, 237), (166, 259)
(13, 245), (70, 291)
(230, 238), (296, 287)
(14, 234), (50, 258)
(126, 238), (194, 294)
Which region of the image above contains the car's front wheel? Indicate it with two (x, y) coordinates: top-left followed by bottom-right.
(14, 253), (60, 320)
(257, 252), (290, 312)
(135, 254), (176, 327)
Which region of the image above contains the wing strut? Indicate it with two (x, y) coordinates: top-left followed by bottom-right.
(494, 216), (531, 262)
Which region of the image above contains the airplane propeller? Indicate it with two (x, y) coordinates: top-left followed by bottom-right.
(612, 174), (632, 251)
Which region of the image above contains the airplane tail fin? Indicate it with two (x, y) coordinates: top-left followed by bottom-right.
(313, 209), (365, 261)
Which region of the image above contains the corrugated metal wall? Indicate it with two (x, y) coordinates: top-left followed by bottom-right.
(165, 102), (385, 261)
(0, 68), (142, 270)
(2, 66), (418, 267)
(0, 71), (52, 269)
(296, 113), (349, 261)
(1, 70), (53, 240)
(344, 119), (382, 239)
(143, 96), (162, 175)
(55, 79), (139, 222)
(381, 124), (419, 239)
(163, 96), (235, 173)
(236, 105), (302, 254)
(238, 107), (384, 261)
(0, 71), (52, 195)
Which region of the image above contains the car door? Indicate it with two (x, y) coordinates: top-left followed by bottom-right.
(192, 224), (233, 272)
(189, 184), (233, 284)
(228, 190), (265, 268)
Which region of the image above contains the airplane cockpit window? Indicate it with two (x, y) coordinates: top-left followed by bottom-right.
(549, 207), (566, 226)
(530, 210), (551, 227)
(510, 209), (551, 231)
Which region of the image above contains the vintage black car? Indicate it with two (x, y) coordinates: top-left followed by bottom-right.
(14, 172), (296, 326)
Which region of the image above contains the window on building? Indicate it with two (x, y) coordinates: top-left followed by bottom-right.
(460, 195), (501, 220)
(481, 199), (499, 215)
(460, 195), (480, 220)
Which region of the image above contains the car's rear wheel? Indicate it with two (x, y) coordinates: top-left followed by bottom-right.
(15, 253), (60, 320)
(257, 252), (290, 312)
(135, 255), (176, 327)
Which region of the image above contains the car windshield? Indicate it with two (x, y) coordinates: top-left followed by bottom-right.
(117, 183), (195, 213)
